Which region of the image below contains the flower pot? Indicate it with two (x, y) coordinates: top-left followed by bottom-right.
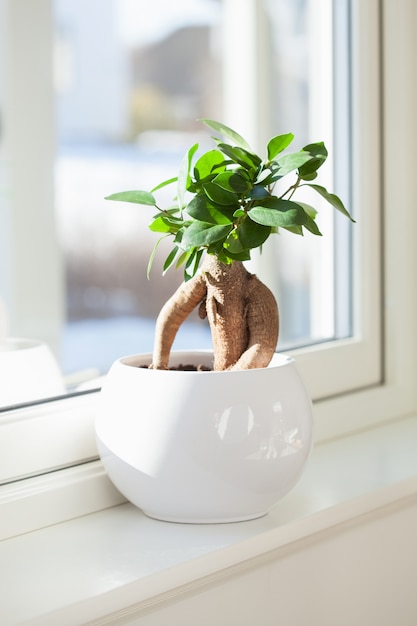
(0, 338), (65, 407)
(95, 350), (313, 523)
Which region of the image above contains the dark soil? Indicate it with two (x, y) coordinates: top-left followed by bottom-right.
(139, 363), (212, 372)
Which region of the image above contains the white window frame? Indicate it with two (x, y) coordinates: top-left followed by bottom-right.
(312, 0), (417, 440)
(1, 0), (417, 493)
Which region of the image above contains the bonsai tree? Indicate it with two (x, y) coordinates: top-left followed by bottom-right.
(106, 119), (354, 371)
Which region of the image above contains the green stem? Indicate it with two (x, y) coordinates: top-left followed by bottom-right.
(280, 175), (302, 201)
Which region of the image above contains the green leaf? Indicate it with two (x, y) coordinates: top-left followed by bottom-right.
(199, 118), (252, 151)
(221, 248), (251, 262)
(298, 208), (322, 236)
(304, 184), (355, 221)
(303, 141), (328, 158)
(295, 202), (318, 220)
(274, 152), (313, 176)
(215, 249), (234, 264)
(151, 177), (177, 193)
(289, 201), (322, 234)
(282, 225), (304, 235)
(174, 226), (186, 245)
(202, 181), (239, 206)
(267, 133), (294, 160)
(206, 241), (224, 256)
(298, 142), (328, 177)
(255, 169), (272, 184)
(184, 248), (204, 280)
(105, 190), (156, 206)
(181, 221), (233, 247)
(223, 230), (241, 252)
(258, 162), (281, 185)
(248, 198), (310, 228)
(193, 149), (225, 183)
(175, 249), (191, 269)
(147, 235), (168, 279)
(237, 217), (271, 249)
(149, 213), (183, 234)
(186, 194), (233, 224)
(212, 171), (250, 194)
(178, 143), (199, 209)
(149, 215), (172, 233)
(162, 246), (179, 275)
(298, 171), (318, 181)
(248, 197), (322, 236)
(217, 143), (262, 170)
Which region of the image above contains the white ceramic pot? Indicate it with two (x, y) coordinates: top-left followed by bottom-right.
(0, 338), (65, 407)
(96, 350), (313, 523)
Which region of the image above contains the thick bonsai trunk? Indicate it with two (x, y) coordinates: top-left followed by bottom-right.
(151, 257), (279, 371)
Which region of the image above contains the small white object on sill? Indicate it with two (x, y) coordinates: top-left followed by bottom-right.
(0, 337), (66, 407)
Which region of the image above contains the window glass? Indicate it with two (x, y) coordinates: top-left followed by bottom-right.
(54, 0), (222, 381)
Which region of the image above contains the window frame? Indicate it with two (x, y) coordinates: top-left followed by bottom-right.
(275, 0), (383, 404)
(1, 0), (417, 489)
(311, 0), (417, 439)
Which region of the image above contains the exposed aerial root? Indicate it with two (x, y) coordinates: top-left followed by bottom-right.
(150, 257), (279, 371)
(150, 272), (207, 370)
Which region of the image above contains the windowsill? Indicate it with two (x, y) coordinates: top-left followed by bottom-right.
(1, 414), (417, 626)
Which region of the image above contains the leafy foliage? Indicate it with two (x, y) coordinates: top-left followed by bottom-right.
(106, 119), (355, 280)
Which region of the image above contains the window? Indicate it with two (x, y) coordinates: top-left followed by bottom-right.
(1, 0), (417, 488)
(53, 0), (356, 382)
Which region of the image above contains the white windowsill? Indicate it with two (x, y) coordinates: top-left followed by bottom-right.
(1, 413), (417, 626)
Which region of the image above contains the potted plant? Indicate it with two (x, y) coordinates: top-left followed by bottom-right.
(95, 119), (354, 523)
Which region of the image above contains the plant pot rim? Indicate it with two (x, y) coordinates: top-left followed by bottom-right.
(116, 349), (294, 374)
